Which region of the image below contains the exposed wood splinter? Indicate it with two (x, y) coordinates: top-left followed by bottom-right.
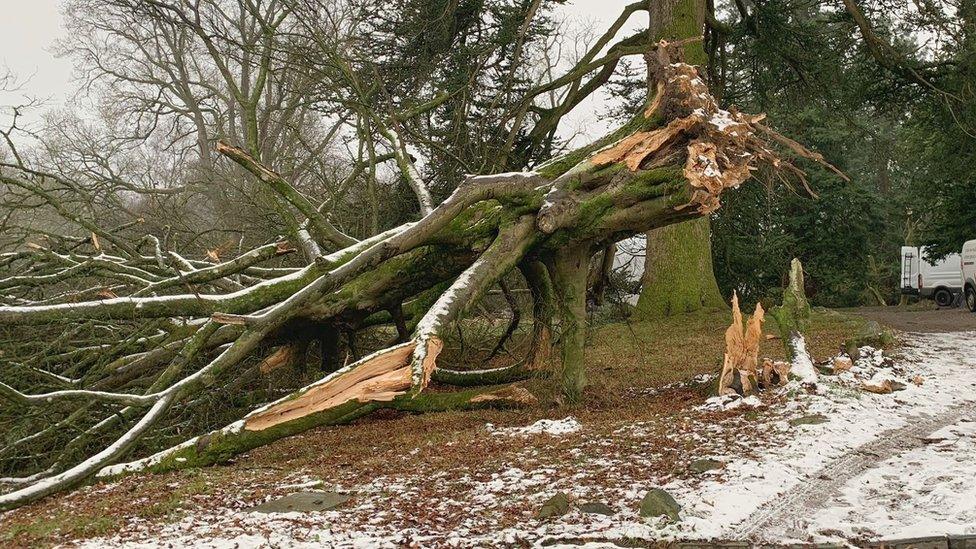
(244, 337), (443, 431)
(469, 385), (537, 405)
(719, 293), (765, 395)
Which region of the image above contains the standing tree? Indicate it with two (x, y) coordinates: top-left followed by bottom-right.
(636, 0), (726, 319)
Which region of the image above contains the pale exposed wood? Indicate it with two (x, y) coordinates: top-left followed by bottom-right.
(718, 293), (765, 395)
(861, 379), (893, 394)
(644, 80), (666, 118)
(761, 358), (791, 387)
(258, 345), (301, 374)
(592, 117), (698, 170)
(244, 337), (443, 431)
(469, 385), (537, 405)
(719, 293), (744, 396)
(419, 337), (444, 386)
(245, 344), (414, 430)
(832, 356), (853, 373)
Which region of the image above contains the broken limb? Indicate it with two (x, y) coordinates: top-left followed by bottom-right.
(770, 258), (817, 384)
(97, 376), (535, 479)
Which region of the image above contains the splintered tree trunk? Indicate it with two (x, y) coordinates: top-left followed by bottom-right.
(637, 0), (726, 318)
(0, 48), (842, 509)
(770, 258), (817, 383)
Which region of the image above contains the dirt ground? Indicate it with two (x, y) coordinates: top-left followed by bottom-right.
(847, 305), (976, 333)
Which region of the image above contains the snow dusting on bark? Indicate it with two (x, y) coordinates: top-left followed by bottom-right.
(789, 334), (818, 384)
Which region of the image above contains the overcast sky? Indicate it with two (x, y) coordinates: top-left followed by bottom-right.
(0, 0), (73, 113)
(0, 0), (644, 136)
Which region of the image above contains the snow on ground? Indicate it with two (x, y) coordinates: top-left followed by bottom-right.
(486, 417), (582, 436)
(663, 330), (976, 543)
(72, 331), (976, 548)
(804, 418), (976, 541)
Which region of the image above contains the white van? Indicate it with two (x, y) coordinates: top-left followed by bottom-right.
(963, 240), (976, 312)
(900, 246), (963, 307)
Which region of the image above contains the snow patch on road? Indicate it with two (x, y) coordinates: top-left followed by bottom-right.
(805, 417), (976, 541)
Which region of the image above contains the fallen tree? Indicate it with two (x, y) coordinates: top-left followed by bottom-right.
(0, 43), (841, 510)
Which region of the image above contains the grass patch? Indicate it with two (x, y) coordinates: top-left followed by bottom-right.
(0, 511), (117, 547)
(0, 470), (221, 548)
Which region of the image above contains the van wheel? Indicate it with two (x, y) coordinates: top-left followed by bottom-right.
(934, 288), (954, 307)
(967, 287), (976, 312)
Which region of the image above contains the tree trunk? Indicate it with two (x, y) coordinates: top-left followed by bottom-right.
(636, 217), (726, 317)
(521, 260), (556, 371)
(550, 248), (590, 403)
(769, 258), (817, 383)
(637, 0), (726, 319)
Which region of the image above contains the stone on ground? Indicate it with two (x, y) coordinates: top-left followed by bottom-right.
(790, 414), (829, 427)
(537, 492), (572, 519)
(639, 488), (681, 521)
(579, 502), (615, 515)
(688, 459), (726, 474)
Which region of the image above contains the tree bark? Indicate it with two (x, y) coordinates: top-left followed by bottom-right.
(636, 217), (726, 317)
(550, 248), (590, 403)
(521, 260), (556, 371)
(588, 243), (616, 306)
(637, 0), (726, 319)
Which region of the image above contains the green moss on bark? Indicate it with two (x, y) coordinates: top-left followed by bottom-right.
(769, 258), (812, 358)
(635, 217), (726, 318)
